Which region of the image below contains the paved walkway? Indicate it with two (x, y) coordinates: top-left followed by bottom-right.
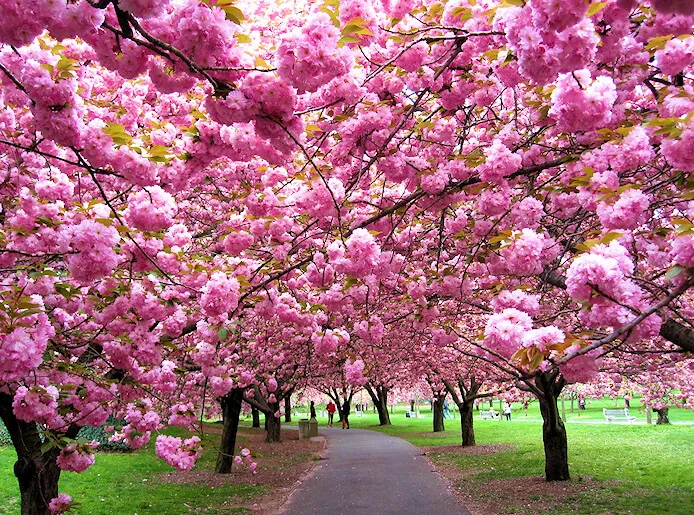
(278, 427), (469, 515)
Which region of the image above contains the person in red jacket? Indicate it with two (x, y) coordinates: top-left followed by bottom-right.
(326, 401), (336, 427)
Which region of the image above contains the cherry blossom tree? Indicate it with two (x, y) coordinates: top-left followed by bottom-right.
(4, 1), (694, 512)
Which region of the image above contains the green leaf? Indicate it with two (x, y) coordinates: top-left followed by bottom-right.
(665, 265), (685, 280)
(217, 328), (229, 340)
(41, 440), (55, 454)
(600, 231), (623, 245)
(338, 35), (361, 46)
(219, 4), (245, 24)
(587, 2), (608, 17)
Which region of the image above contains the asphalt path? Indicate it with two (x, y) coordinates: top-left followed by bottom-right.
(278, 426), (469, 515)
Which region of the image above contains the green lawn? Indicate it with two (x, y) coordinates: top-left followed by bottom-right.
(297, 399), (693, 514)
(0, 425), (261, 515)
(3, 398), (692, 515)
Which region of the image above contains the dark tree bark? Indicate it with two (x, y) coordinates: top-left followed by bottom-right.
(284, 394), (292, 423)
(215, 388), (243, 474)
(459, 399), (475, 447)
(265, 404), (281, 442)
(655, 407), (670, 425)
(535, 373), (570, 482)
(0, 393), (65, 515)
(432, 396), (445, 432)
(251, 407), (260, 428)
(243, 388), (282, 442)
(365, 384), (391, 425)
(443, 377), (482, 447)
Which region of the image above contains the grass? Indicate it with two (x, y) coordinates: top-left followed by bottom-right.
(297, 398), (693, 514)
(0, 424), (262, 515)
(3, 398), (692, 514)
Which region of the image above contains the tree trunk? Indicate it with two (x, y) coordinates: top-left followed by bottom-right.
(215, 389), (243, 474)
(284, 396), (292, 423)
(537, 376), (570, 481)
(0, 393), (62, 515)
(369, 386), (391, 426)
(433, 397), (445, 432)
(251, 407), (260, 428)
(655, 407), (670, 425)
(265, 404), (281, 442)
(460, 400), (475, 447)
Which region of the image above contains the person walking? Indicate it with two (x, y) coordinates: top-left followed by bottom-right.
(327, 401), (336, 427)
(443, 400), (451, 420)
(342, 395), (351, 429)
(310, 401), (317, 419)
(503, 402), (512, 421)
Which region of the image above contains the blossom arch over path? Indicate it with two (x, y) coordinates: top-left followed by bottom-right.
(1, 0), (694, 512)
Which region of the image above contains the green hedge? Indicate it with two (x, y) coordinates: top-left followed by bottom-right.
(0, 420), (11, 446)
(77, 416), (132, 452)
(0, 417), (132, 451)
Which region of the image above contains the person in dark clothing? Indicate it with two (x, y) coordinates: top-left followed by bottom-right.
(342, 397), (350, 429)
(310, 401), (317, 419)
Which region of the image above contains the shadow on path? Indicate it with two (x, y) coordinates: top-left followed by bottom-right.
(278, 427), (469, 515)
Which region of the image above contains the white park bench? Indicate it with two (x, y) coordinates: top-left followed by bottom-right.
(603, 408), (636, 423)
(480, 410), (500, 420)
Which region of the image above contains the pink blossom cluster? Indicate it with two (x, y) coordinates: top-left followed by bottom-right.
(500, 2), (598, 84)
(655, 37), (694, 76)
(233, 447), (257, 473)
(0, 0), (101, 47)
(344, 359), (368, 386)
(56, 441), (98, 473)
(12, 385), (63, 429)
(200, 272), (240, 318)
(1, 301), (54, 382)
(305, 253), (336, 287)
(155, 435), (202, 471)
(521, 326), (564, 353)
(491, 290), (540, 316)
(296, 178), (346, 218)
(661, 120), (694, 172)
(169, 403), (196, 427)
(312, 328), (349, 356)
(14, 57), (85, 147)
(276, 13), (352, 92)
(672, 234), (694, 268)
(479, 140), (522, 185)
(396, 42), (429, 73)
(566, 241), (635, 302)
(560, 350), (602, 384)
(596, 189), (650, 231)
(430, 328), (457, 347)
(549, 70), (617, 132)
(566, 242), (662, 340)
(353, 316), (385, 345)
(223, 231), (255, 256)
(48, 494), (73, 515)
(501, 229), (557, 276)
(125, 403), (161, 433)
(118, 0), (170, 19)
(509, 197), (544, 229)
(380, 0), (416, 18)
(124, 187), (178, 232)
(59, 219), (121, 284)
(333, 229), (382, 278)
(484, 308), (533, 358)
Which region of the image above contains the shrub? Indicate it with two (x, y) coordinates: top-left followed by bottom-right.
(77, 417), (132, 452)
